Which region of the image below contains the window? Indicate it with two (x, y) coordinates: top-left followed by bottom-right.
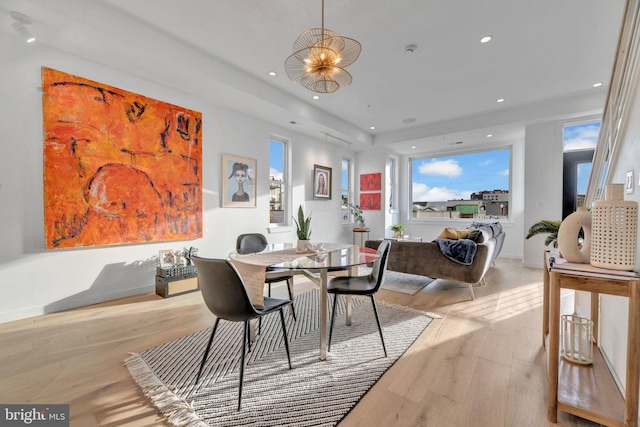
(341, 158), (352, 222)
(562, 121), (599, 218)
(387, 156), (398, 212)
(411, 148), (511, 220)
(269, 138), (289, 225)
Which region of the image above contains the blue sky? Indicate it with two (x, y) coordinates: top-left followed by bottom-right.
(412, 149), (510, 202)
(563, 121), (600, 151)
(270, 139), (284, 180)
(564, 121), (600, 194)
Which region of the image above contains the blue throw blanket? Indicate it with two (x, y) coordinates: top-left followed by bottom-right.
(434, 238), (477, 265)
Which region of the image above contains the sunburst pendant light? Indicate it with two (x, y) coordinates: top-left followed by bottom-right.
(285, 0), (361, 93)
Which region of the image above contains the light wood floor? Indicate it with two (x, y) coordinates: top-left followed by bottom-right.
(0, 258), (602, 426)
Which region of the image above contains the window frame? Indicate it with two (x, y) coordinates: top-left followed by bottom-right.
(409, 145), (512, 223)
(561, 118), (599, 219)
(341, 157), (354, 223)
(268, 136), (291, 228)
(387, 155), (399, 214)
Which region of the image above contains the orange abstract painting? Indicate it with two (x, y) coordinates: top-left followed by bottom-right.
(42, 67), (203, 249)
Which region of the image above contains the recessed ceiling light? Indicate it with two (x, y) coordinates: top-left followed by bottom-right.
(402, 117), (417, 124)
(289, 121), (297, 125)
(411, 146), (416, 149)
(370, 126), (376, 130)
(486, 134), (493, 138)
(268, 71), (277, 76)
(480, 35), (492, 43)
(497, 98), (505, 103)
(313, 95), (319, 100)
(593, 82), (603, 87)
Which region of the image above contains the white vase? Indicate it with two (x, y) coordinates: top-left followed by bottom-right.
(590, 183), (638, 270)
(297, 239), (311, 253)
(557, 206), (592, 263)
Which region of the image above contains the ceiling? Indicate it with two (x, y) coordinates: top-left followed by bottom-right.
(1, 0), (627, 154)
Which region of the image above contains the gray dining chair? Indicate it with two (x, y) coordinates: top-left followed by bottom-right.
(236, 233), (296, 320)
(191, 256), (293, 410)
(327, 239), (391, 357)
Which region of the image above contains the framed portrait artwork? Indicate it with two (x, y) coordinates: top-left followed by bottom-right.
(313, 164), (332, 199)
(222, 153), (257, 207)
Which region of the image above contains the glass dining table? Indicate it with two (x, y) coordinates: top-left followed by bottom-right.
(230, 242), (379, 360)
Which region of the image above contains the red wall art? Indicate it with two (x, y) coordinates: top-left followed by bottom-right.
(360, 193), (381, 210)
(360, 172), (381, 191)
(42, 67), (203, 249)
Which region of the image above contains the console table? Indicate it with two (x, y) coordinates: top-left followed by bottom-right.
(155, 266), (199, 298)
(543, 251), (640, 426)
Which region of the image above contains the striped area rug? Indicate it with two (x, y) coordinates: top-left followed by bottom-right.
(125, 289), (434, 427)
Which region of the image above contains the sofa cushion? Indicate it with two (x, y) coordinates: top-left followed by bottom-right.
(467, 228), (486, 243)
(437, 227), (471, 240)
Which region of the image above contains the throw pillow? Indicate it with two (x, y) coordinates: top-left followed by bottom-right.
(438, 227), (471, 240)
(467, 228), (485, 243)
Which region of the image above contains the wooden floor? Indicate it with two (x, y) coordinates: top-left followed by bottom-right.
(0, 258), (603, 426)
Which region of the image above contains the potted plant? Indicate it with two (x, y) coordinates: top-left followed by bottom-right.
(348, 203), (366, 229)
(526, 220), (562, 248)
(293, 205), (311, 252)
(390, 224), (406, 239)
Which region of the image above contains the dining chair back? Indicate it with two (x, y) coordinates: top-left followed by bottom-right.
(191, 256), (292, 410)
(236, 233), (268, 255)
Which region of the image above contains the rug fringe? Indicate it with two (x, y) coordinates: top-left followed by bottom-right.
(125, 353), (207, 427)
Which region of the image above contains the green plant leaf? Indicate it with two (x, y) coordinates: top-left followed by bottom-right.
(293, 205), (311, 240)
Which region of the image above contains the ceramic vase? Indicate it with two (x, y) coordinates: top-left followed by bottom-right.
(297, 239), (311, 253)
(557, 206), (592, 263)
(590, 183), (638, 270)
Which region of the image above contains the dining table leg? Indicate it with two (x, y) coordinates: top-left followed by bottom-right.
(320, 268), (328, 360)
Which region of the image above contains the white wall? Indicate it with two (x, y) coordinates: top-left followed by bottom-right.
(0, 36), (356, 323)
(522, 121), (564, 267)
(597, 72), (640, 392)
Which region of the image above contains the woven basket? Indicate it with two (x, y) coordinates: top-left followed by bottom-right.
(590, 184), (638, 271)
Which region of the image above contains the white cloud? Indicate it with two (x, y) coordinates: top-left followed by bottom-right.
(499, 169), (509, 176)
(480, 159), (492, 166)
(412, 182), (472, 201)
(418, 159), (462, 177)
(564, 125), (599, 151)
(270, 167), (282, 181)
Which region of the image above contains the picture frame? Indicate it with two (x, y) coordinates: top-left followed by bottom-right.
(222, 153), (257, 207)
(313, 164), (332, 199)
(360, 173), (382, 191)
(360, 193), (381, 210)
(158, 249), (176, 268)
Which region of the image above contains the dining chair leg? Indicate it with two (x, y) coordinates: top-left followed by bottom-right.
(247, 322), (252, 353)
(278, 309), (292, 369)
(196, 317), (220, 384)
(328, 294), (339, 352)
(238, 320), (248, 411)
(286, 278), (297, 320)
(370, 295), (387, 357)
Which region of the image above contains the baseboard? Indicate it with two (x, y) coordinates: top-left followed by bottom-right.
(0, 284), (155, 324)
